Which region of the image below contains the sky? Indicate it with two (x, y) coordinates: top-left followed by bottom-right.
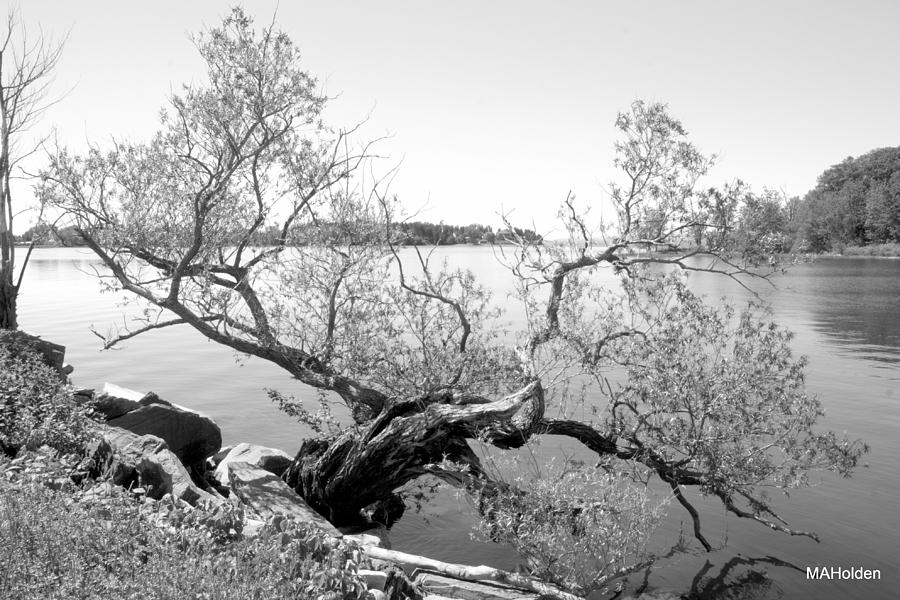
(6, 0), (900, 233)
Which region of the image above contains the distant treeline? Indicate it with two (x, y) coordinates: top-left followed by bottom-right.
(14, 221), (542, 247)
(20, 146), (899, 255)
(14, 224), (84, 247)
(392, 222), (542, 245)
(695, 146), (900, 255)
(249, 221), (542, 246)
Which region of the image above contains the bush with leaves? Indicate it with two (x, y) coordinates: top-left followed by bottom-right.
(470, 453), (665, 597)
(0, 340), (94, 456)
(0, 457), (372, 600)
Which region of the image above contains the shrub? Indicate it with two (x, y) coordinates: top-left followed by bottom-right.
(0, 342), (94, 456)
(842, 242), (900, 256)
(0, 460), (372, 600)
(471, 455), (664, 596)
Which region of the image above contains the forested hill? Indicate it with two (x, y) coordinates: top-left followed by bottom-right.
(793, 146), (900, 251)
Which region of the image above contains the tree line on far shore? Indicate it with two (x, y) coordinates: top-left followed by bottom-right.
(736, 146), (900, 254)
(791, 146), (900, 251)
(16, 146), (900, 255)
(14, 220), (542, 247)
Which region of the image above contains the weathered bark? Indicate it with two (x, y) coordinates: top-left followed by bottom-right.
(281, 378), (702, 536)
(283, 381), (544, 524)
(0, 277), (16, 330)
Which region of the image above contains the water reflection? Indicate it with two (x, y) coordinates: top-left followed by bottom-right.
(778, 258), (900, 365)
(682, 556), (804, 600)
(683, 257), (900, 365)
(613, 555), (798, 600)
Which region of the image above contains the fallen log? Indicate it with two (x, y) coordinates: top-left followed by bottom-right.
(414, 571), (539, 600)
(360, 546), (584, 600)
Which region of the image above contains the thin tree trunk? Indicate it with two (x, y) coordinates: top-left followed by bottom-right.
(0, 276), (16, 330)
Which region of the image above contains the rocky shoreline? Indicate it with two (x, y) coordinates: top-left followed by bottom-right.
(32, 378), (572, 600)
(1, 332), (638, 599)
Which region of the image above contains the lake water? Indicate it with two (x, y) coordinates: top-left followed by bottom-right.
(15, 247), (900, 600)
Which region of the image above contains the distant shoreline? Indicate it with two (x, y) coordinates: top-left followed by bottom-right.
(16, 241), (900, 258)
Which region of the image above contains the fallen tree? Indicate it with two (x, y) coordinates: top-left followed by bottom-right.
(41, 8), (867, 597)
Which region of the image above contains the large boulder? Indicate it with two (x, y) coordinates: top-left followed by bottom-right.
(101, 387), (221, 468)
(97, 424), (216, 506)
(214, 442), (293, 478)
(217, 460), (340, 536)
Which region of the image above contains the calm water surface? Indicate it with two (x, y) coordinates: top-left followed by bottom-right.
(16, 247), (900, 599)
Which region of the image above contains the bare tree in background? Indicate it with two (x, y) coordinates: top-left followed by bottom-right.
(0, 7), (64, 330)
(40, 9), (867, 597)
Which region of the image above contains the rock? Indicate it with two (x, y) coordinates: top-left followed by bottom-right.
(209, 445), (235, 468)
(101, 382), (146, 402)
(72, 436), (115, 482)
(214, 443), (293, 479)
(73, 388), (95, 405)
(413, 572), (540, 600)
(137, 391), (171, 407)
(102, 425), (168, 458)
(98, 425), (216, 506)
(136, 450), (215, 505)
(91, 383), (143, 419)
(32, 339), (66, 373)
(107, 394), (221, 467)
(217, 460), (340, 536)
(340, 523), (391, 549)
(93, 396), (141, 420)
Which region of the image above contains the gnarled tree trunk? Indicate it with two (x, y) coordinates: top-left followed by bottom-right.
(283, 381), (544, 525)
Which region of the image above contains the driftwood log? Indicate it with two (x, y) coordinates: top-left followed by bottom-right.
(362, 545), (582, 600)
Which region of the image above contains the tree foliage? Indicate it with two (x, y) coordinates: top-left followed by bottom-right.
(793, 146), (900, 250)
(41, 10), (867, 595)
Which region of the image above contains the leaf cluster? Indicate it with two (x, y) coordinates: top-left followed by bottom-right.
(0, 335), (94, 456)
(472, 455), (663, 596)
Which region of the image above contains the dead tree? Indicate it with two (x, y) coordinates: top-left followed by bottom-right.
(0, 7), (64, 329)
